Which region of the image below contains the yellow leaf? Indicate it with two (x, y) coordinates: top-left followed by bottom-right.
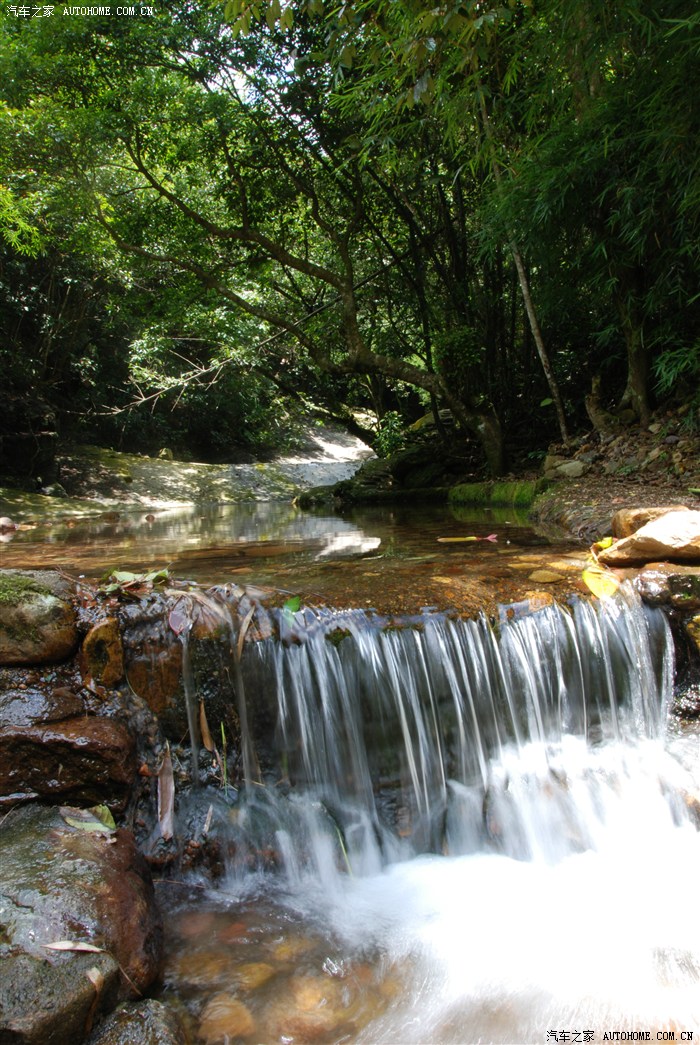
(581, 567), (620, 599)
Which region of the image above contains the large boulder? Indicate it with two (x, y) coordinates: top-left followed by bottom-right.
(0, 804), (163, 1045)
(0, 570), (79, 665)
(612, 505), (691, 538)
(598, 510), (700, 567)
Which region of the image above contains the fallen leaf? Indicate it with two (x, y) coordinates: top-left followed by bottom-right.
(61, 808), (114, 834)
(86, 966), (105, 990)
(157, 743), (175, 841)
(88, 804), (116, 831)
(200, 701), (215, 753)
(44, 941), (104, 953)
(582, 566), (620, 599)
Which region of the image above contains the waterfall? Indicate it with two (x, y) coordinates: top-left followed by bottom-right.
(225, 587), (675, 877)
(163, 587), (700, 1043)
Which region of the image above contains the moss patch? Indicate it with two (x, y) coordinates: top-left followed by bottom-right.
(449, 479), (547, 509)
(0, 573), (52, 605)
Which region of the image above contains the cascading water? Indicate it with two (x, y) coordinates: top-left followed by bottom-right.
(161, 588), (700, 1044)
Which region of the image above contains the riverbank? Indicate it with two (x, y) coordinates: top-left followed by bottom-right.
(0, 424), (374, 521)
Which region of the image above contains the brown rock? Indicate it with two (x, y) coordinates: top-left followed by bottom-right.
(634, 564), (700, 609)
(527, 570), (563, 583)
(198, 993), (256, 1043)
(82, 617), (125, 689)
(599, 510), (700, 566)
(0, 715), (137, 809)
(612, 505), (691, 538)
(0, 804), (163, 1044)
(124, 642), (182, 719)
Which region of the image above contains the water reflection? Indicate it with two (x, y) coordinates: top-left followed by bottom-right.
(0, 502), (540, 577)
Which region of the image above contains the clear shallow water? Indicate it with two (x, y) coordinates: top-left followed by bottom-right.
(0, 501), (540, 580)
(0, 500), (574, 616)
(156, 592), (700, 1044)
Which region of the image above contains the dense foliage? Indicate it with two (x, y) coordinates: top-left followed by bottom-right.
(1, 1), (698, 480)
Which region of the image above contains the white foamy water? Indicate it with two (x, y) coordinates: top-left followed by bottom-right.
(281, 737), (700, 1043)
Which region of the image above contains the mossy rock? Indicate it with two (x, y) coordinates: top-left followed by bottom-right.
(0, 570), (79, 666)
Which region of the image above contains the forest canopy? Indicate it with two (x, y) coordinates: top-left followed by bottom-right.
(1, 0), (698, 480)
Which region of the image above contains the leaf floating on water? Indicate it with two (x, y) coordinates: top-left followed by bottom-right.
(44, 941), (104, 953)
(437, 534), (497, 543)
(437, 536), (478, 543)
(158, 743), (175, 841)
(581, 566), (620, 599)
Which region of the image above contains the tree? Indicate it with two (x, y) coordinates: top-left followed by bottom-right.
(1, 7), (515, 473)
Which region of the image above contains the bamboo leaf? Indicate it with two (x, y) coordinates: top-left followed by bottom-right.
(199, 700), (215, 753)
(157, 743), (175, 841)
(44, 941), (104, 953)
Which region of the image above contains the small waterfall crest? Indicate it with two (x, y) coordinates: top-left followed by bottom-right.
(222, 586), (676, 879)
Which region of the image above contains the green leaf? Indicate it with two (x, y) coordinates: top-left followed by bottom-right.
(88, 804), (117, 830)
(283, 594), (301, 616)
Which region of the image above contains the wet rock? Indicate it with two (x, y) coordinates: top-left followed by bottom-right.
(0, 516), (17, 533)
(0, 570), (79, 666)
(82, 618), (125, 689)
(198, 993), (256, 1043)
(236, 961), (276, 990)
(266, 974), (354, 1043)
(0, 804), (163, 1044)
(0, 950), (120, 1045)
(634, 564), (700, 610)
(685, 616), (700, 657)
(0, 685), (84, 726)
(527, 570), (563, 584)
(0, 712), (136, 808)
(122, 627), (182, 722)
(612, 505), (690, 538)
(599, 510), (700, 566)
(86, 1000), (186, 1045)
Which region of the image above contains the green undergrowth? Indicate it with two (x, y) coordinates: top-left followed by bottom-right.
(448, 478), (547, 508)
(0, 572), (51, 604)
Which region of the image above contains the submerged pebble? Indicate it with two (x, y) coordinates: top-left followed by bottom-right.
(198, 992), (255, 1043)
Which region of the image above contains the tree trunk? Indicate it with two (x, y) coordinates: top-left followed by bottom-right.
(614, 280), (650, 424)
(478, 94), (570, 445)
(509, 244), (570, 444)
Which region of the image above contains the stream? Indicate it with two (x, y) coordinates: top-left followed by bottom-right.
(3, 444), (700, 1042)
